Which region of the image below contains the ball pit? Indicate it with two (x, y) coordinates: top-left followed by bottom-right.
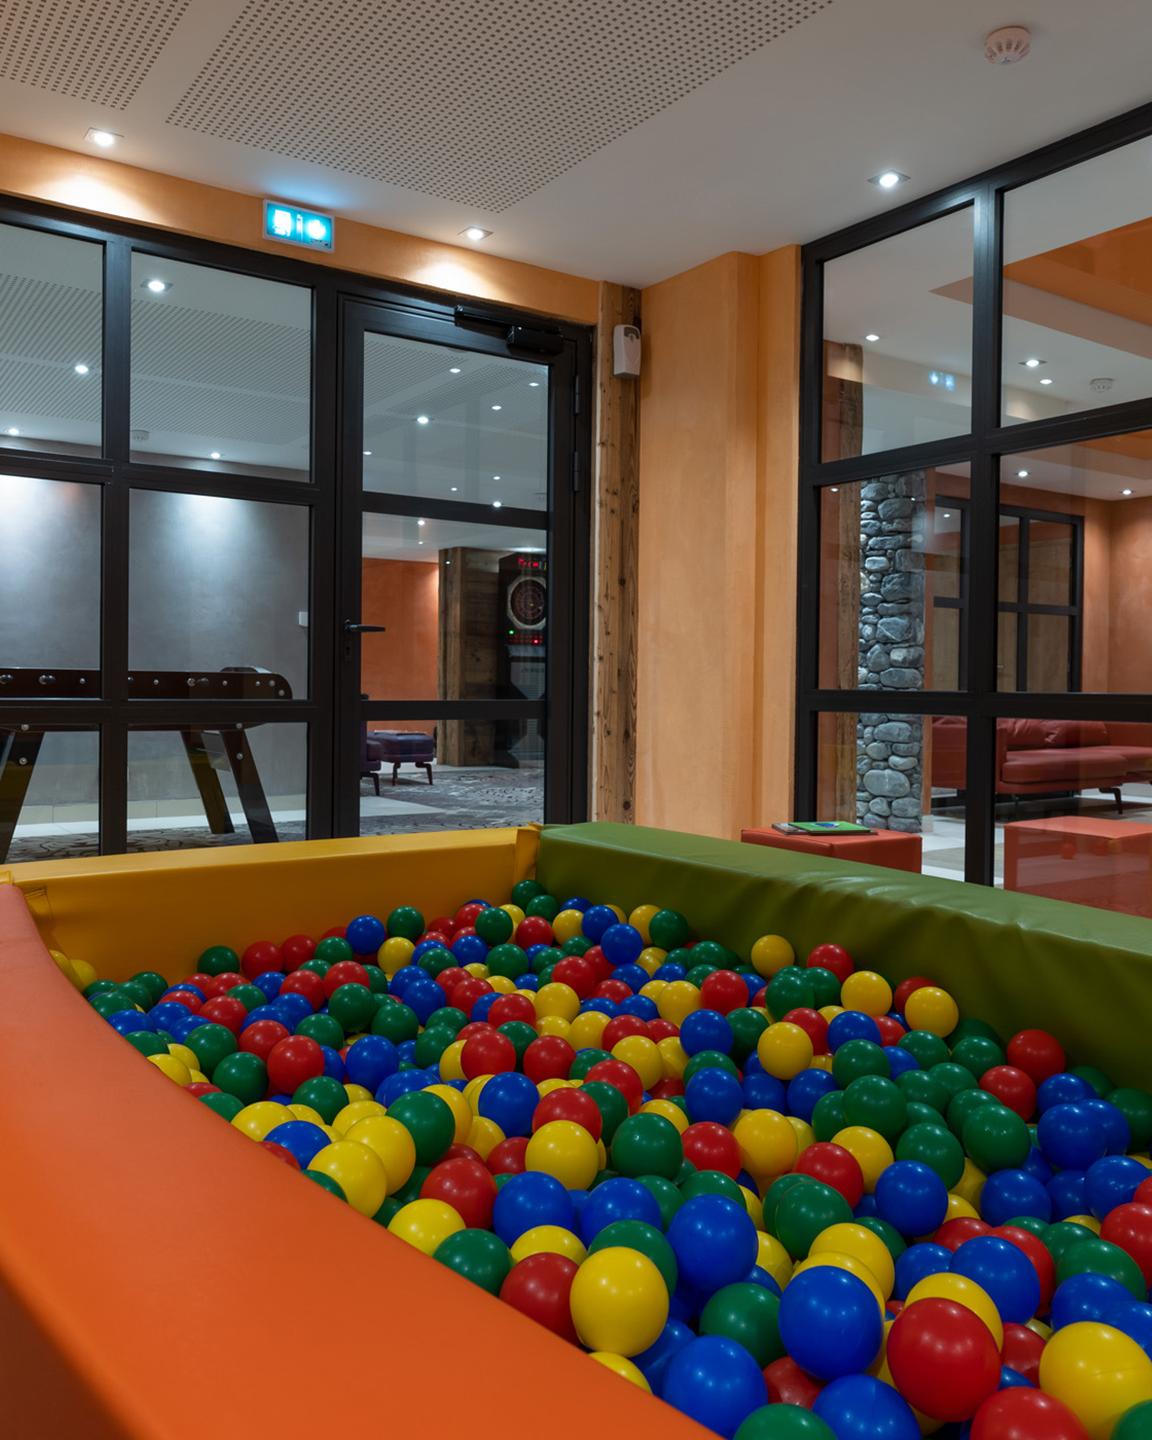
(37, 864), (1152, 1440)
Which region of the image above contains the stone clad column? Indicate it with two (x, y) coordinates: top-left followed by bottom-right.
(856, 473), (926, 832)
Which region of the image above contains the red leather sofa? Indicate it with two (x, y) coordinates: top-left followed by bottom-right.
(931, 718), (1152, 810)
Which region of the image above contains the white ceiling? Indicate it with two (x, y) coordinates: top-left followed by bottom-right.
(2, 0), (1152, 285)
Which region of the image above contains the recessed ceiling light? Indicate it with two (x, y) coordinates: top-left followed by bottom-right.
(943, 511), (952, 519)
(529, 380), (540, 387)
(1122, 488), (1134, 497)
(5, 426), (19, 437)
(492, 500), (502, 508)
(73, 363), (90, 375)
(492, 474), (501, 481)
(460, 226), (492, 242)
(864, 333), (880, 343)
(86, 127), (121, 148)
(829, 487), (839, 493)
(416, 414), (430, 425)
(1040, 377), (1053, 385)
(870, 170), (909, 190)
(1022, 357), (1043, 368)
(450, 485), (458, 492)
(449, 366), (461, 374)
(417, 518), (426, 527)
(490, 404), (502, 411)
(144, 278), (169, 294)
(363, 449), (372, 457)
(418, 539), (425, 545)
(209, 451), (222, 460)
(1017, 469), (1029, 478)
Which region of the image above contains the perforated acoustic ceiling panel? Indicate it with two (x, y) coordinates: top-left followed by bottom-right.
(0, 0), (190, 108)
(169, 0), (834, 210)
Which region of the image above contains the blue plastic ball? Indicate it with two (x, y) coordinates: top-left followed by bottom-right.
(264, 1119), (330, 1167)
(477, 1071), (541, 1137)
(345, 914), (386, 955)
(344, 1034), (398, 1092)
(778, 1266), (884, 1379)
(404, 978), (444, 1024)
(745, 1073), (789, 1112)
(950, 1235), (1040, 1324)
(875, 1160), (948, 1237)
(1022, 1147), (1054, 1185)
(668, 1196), (758, 1293)
(319, 1044), (344, 1080)
(450, 934), (488, 966)
(1000, 1366), (1034, 1390)
(1085, 1155), (1147, 1218)
(1083, 1098), (1131, 1154)
(600, 923), (644, 966)
(272, 993), (312, 1028)
(685, 1068), (744, 1126)
(633, 1319), (695, 1387)
(786, 1068), (839, 1122)
(1051, 1272), (1135, 1329)
(654, 963), (687, 983)
(581, 905), (619, 942)
(376, 1069), (426, 1105)
(979, 1169), (1052, 1225)
(661, 1335), (768, 1438)
(471, 993), (500, 1023)
(107, 1010), (156, 1035)
(561, 896), (591, 913)
(812, 1375), (920, 1440)
(886, 1047), (920, 1078)
(1106, 1300), (1152, 1357)
(894, 1242), (951, 1299)
(1048, 1170), (1089, 1221)
(615, 967), (651, 996)
(492, 1171), (575, 1244)
(579, 1177), (663, 1241)
(1037, 1073), (1093, 1112)
(1038, 1103), (1109, 1170)
(395, 1038), (418, 1064)
(680, 1009), (734, 1057)
(745, 1266), (782, 1297)
(827, 1011), (882, 1049)
(253, 971), (284, 1000)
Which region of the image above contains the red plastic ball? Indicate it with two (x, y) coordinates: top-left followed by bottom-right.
(583, 1058), (644, 1113)
(456, 1021), (495, 1044)
(980, 1065), (1037, 1120)
(516, 917), (554, 948)
(682, 1121), (742, 1179)
(321, 925), (346, 939)
(203, 972), (245, 999)
(992, 1225), (1057, 1309)
(531, 1087), (603, 1142)
(198, 995), (247, 1034)
(460, 1030), (517, 1079)
(886, 1297), (1001, 1422)
(184, 1082), (220, 1098)
(452, 977), (493, 1013)
(583, 946), (612, 983)
(1000, 1322), (1046, 1385)
(594, 979), (632, 1003)
(700, 969), (750, 1015)
(1100, 1202), (1152, 1285)
(874, 1014), (906, 1046)
(322, 960), (370, 997)
(165, 990), (202, 1012)
(241, 940), (282, 979)
(427, 915), (457, 940)
(647, 1019), (679, 1043)
(550, 957), (595, 997)
(280, 934), (317, 970)
(436, 969), (463, 997)
(783, 1007), (830, 1054)
(764, 1356), (823, 1408)
(1137, 1177), (1152, 1208)
(649, 1077), (685, 1099)
(443, 1143), (484, 1165)
(279, 970), (325, 1011)
(488, 1136), (530, 1176)
(969, 1388), (1090, 1440)
(933, 1217), (991, 1252)
(522, 1036), (575, 1084)
(806, 943), (854, 983)
(420, 1157), (498, 1228)
(266, 1035), (325, 1093)
(455, 902), (486, 929)
(454, 926), (479, 942)
(794, 1142), (864, 1208)
(602, 1015), (648, 1049)
(893, 975), (934, 1013)
(488, 994), (536, 1027)
(239, 1018), (290, 1061)
(1005, 1029), (1065, 1084)
(500, 1254), (579, 1340)
(261, 1141), (301, 1169)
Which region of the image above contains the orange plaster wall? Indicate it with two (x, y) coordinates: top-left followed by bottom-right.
(635, 247), (800, 838)
(360, 558), (439, 724)
(0, 132), (598, 324)
(1107, 495), (1152, 694)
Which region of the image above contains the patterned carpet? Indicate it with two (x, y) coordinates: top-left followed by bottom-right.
(5, 768), (544, 863)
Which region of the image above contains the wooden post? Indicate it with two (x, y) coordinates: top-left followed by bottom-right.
(591, 282), (641, 821)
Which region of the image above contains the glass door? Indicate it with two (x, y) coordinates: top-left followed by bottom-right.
(336, 302), (587, 836)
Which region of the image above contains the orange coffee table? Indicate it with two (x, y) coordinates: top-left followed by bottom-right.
(741, 827), (922, 873)
(1003, 816), (1152, 917)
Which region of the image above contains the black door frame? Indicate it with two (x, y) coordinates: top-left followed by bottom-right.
(0, 193), (591, 854)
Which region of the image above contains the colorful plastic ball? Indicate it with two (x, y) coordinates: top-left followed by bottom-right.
(735, 1406), (836, 1440)
(569, 1246), (670, 1356)
(343, 1034), (398, 1093)
(388, 1196), (464, 1254)
(697, 1282), (784, 1367)
(964, 1104), (1032, 1173)
(526, 1120), (600, 1190)
(680, 1008), (734, 1057)
(981, 1167), (1053, 1225)
(681, 1121), (742, 1181)
(434, 1227), (511, 1294)
(1108, 1303), (1152, 1359)
(840, 970), (893, 1017)
(662, 1335), (769, 1439)
(264, 1034), (324, 1095)
(488, 1136), (530, 1175)
(732, 1109), (799, 1181)
(386, 1089), (455, 1166)
(1007, 1029), (1067, 1085)
(764, 1354), (824, 1409)
(211, 1050), (267, 1104)
(581, 1177), (662, 1241)
(599, 923), (644, 967)
(1101, 1204), (1152, 1286)
(813, 1374), (920, 1440)
(308, 1139), (387, 1215)
(647, 908), (689, 951)
(1114, 1400), (1152, 1440)
(500, 1252), (579, 1339)
(887, 1296), (1002, 1421)
(1039, 1322), (1152, 1439)
(588, 1220), (678, 1292)
(1087, 1159), (1148, 1221)
(750, 935), (795, 978)
(344, 1115), (416, 1190)
(842, 1075), (908, 1143)
(757, 1021), (814, 1081)
(903, 986), (959, 1038)
(493, 1171), (575, 1244)
(793, 1143), (864, 1209)
(949, 1235), (1040, 1324)
(685, 1068), (743, 1128)
(1057, 1237), (1146, 1301)
(970, 1387), (1092, 1440)
(778, 1266), (883, 1379)
(419, 1157), (497, 1229)
(1052, 1273), (1136, 1329)
(905, 1272), (1003, 1347)
(807, 943), (854, 983)
(669, 1195), (758, 1293)
(875, 1161), (949, 1238)
(475, 1071), (539, 1137)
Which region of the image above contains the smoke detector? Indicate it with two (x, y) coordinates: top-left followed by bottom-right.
(985, 26), (1031, 64)
(1090, 377), (1115, 393)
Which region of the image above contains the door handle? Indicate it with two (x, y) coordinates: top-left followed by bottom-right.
(343, 621), (386, 634)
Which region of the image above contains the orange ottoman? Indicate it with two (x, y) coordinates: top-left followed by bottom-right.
(741, 827), (923, 873)
(1004, 816), (1152, 918)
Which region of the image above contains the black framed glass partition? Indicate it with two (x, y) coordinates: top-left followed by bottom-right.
(797, 101), (1152, 907)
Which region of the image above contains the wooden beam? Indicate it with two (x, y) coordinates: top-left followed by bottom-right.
(591, 282), (640, 821)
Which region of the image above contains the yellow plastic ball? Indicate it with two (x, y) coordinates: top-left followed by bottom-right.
(810, 1222), (895, 1298)
(511, 1224), (587, 1264)
(588, 1352), (651, 1390)
(536, 1015), (571, 1040)
(1066, 1214), (1102, 1235)
(810, 1054), (834, 1073)
(757, 1231), (794, 1287)
(819, 1004), (845, 1022)
(833, 1126), (894, 1192)
(840, 970), (894, 1017)
(658, 980), (701, 1026)
(1039, 1322), (1152, 1439)
(788, 1117), (816, 1155)
(387, 1197), (464, 1254)
(640, 982), (667, 1005)
(641, 1099), (689, 1134)
(145, 1052), (191, 1085)
(378, 936), (414, 975)
(488, 974), (516, 995)
(553, 908), (586, 943)
(536, 981), (580, 1022)
(569, 1248), (669, 1357)
(289, 1103), (326, 1126)
(538, 1077), (569, 1097)
(657, 1036), (689, 1080)
(167, 1042), (200, 1072)
(629, 905), (661, 944)
(605, 904), (626, 924)
(345, 1115), (416, 1191)
(739, 1184), (765, 1229)
(467, 1114), (505, 1160)
(903, 986), (959, 1037)
(188, 1069), (209, 1085)
(637, 948), (667, 976)
(758, 1021), (815, 1080)
(463, 1075), (492, 1109)
(943, 1192), (980, 1222)
(49, 948), (78, 984)
(439, 1039), (466, 1082)
(526, 1120), (601, 1190)
(954, 1157), (987, 1208)
(751, 934), (795, 977)
(795, 1252), (885, 1314)
(733, 1109), (798, 1180)
(906, 1272), (1003, 1348)
(342, 1083), (373, 1105)
(231, 1101), (290, 1141)
(569, 1011), (610, 1050)
(1027, 1318), (1053, 1340)
(309, 1140), (388, 1216)
(424, 1083), (472, 1143)
(612, 1035), (663, 1089)
(500, 903), (525, 927)
(464, 962), (489, 979)
(333, 1099), (385, 1136)
(70, 957), (97, 990)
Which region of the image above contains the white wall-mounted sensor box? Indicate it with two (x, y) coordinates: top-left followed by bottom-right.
(613, 324), (641, 378)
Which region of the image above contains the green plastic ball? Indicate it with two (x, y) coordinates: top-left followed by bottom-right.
(386, 906), (425, 941)
(811, 1090), (849, 1141)
(766, 968), (816, 1019)
(199, 1091), (245, 1121)
(832, 1039), (889, 1088)
(897, 1069), (950, 1112)
(561, 935), (592, 956)
(511, 878), (547, 908)
(589, 1219), (678, 1292)
(525, 894), (560, 922)
(392, 1164), (431, 1205)
(577, 1080), (627, 1144)
(1109, 1088), (1152, 1151)
(686, 962), (719, 988)
(681, 1170), (745, 1207)
(649, 908), (690, 950)
(1072, 1064), (1114, 1098)
(497, 1020), (537, 1061)
(486, 943), (529, 980)
(229, 983), (267, 1014)
(1005, 1215), (1049, 1240)
(950, 1034), (1006, 1078)
(806, 967), (842, 1009)
(1044, 1221), (1099, 1264)
(1056, 1236), (1146, 1299)
(637, 1174), (683, 1228)
(905, 1102), (947, 1130)
(929, 1062), (977, 1102)
(611, 1113), (683, 1180)
(896, 1122), (965, 1188)
(962, 1104), (1031, 1172)
(729, 1008), (770, 1063)
(774, 1179), (853, 1259)
(435, 1228), (512, 1293)
(735, 1407), (837, 1440)
(364, 965), (389, 994)
(125, 1031), (170, 1057)
(683, 1050), (739, 1083)
(855, 1215), (906, 1262)
(948, 1017), (1001, 1046)
(475, 907), (515, 945)
(701, 1282), (784, 1366)
(303, 1170), (346, 1201)
(372, 999), (420, 1044)
(387, 1090), (455, 1166)
(842, 1075), (909, 1142)
(89, 989), (134, 1019)
(417, 946), (457, 978)
(1112, 1400), (1152, 1440)
(184, 1021), (237, 1075)
(129, 971), (168, 1005)
(426, 1006), (468, 1038)
(300, 958), (330, 978)
(570, 1048), (612, 1080)
(414, 1028), (452, 1068)
(899, 1031), (951, 1069)
(328, 982), (376, 1034)
(212, 1051), (267, 1104)
(292, 1075), (347, 1124)
(763, 1174), (813, 1233)
(198, 945), (241, 976)
(531, 946), (563, 974)
(946, 1087), (1000, 1135)
(315, 936), (354, 964)
(296, 1012), (345, 1049)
